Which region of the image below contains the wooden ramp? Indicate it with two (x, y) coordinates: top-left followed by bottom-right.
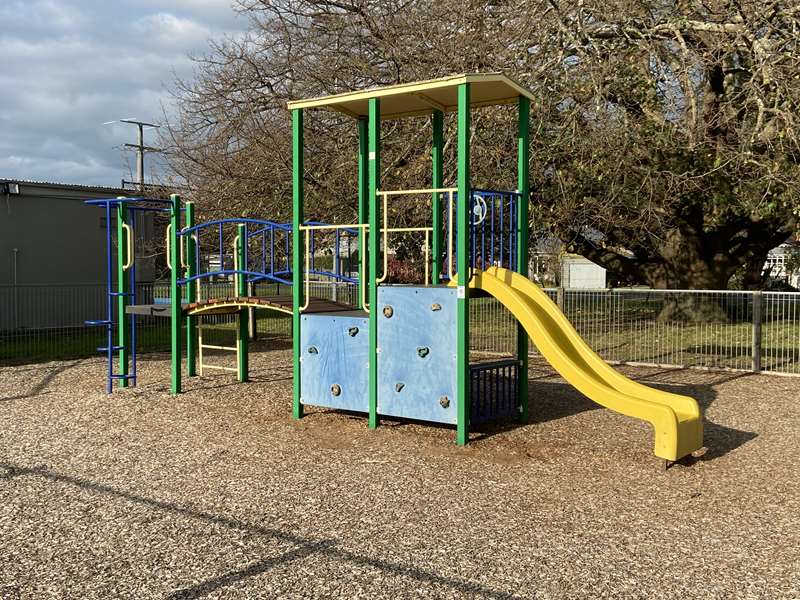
(126, 296), (356, 317)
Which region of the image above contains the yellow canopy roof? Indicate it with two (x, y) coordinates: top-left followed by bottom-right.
(287, 73), (534, 120)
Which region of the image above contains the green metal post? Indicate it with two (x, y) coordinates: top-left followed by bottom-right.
(292, 109), (304, 419)
(236, 223), (249, 382)
(431, 110), (444, 285)
(368, 97), (380, 430)
(456, 84), (471, 446)
(185, 201), (197, 377)
(116, 199), (129, 388)
(517, 96), (531, 422)
(358, 117), (368, 307)
(170, 193), (182, 395)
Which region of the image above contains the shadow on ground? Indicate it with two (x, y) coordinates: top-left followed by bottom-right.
(0, 361), (78, 402)
(0, 462), (519, 599)
(470, 367), (757, 461)
(642, 369), (758, 461)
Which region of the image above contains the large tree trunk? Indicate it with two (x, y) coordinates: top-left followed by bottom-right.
(562, 220), (791, 322)
(643, 257), (732, 323)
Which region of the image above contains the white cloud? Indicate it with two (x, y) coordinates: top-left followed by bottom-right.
(0, 0), (246, 186)
(1, 154), (118, 183)
(0, 0), (85, 30)
(133, 12), (211, 46)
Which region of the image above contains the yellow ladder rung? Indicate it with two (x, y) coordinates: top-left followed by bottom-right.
(200, 364), (238, 372)
(200, 344), (237, 352)
(197, 313), (241, 378)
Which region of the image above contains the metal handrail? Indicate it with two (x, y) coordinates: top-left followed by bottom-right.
(233, 234), (241, 291)
(298, 223), (368, 312)
(121, 222), (134, 271)
(179, 227), (191, 270)
(378, 187), (457, 197)
(376, 189), (440, 285)
(179, 217), (290, 236)
(165, 224), (174, 271)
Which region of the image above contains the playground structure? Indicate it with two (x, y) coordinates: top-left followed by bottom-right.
(85, 197), (359, 390)
(86, 73), (703, 462)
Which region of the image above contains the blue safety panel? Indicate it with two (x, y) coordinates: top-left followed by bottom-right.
(300, 312), (369, 412)
(470, 359), (521, 424)
(377, 286), (458, 424)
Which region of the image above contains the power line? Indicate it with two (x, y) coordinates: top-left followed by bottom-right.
(103, 119), (161, 191)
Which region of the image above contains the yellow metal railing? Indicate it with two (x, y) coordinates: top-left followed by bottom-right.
(233, 233), (241, 291)
(446, 189), (457, 281)
(378, 187), (456, 284)
(165, 225), (195, 273)
(165, 224), (174, 271)
(121, 222), (134, 271)
(298, 223), (369, 312)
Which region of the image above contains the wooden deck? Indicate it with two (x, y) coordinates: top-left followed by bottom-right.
(126, 296), (357, 317)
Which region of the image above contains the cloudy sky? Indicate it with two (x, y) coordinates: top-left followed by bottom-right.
(0, 0), (247, 187)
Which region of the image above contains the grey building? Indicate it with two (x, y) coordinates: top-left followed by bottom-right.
(1, 179), (158, 330)
(0, 179), (161, 285)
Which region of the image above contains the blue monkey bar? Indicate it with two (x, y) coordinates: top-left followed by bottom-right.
(175, 218), (359, 290)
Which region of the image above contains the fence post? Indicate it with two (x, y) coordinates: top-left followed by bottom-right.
(752, 291), (762, 373)
(556, 287), (565, 311)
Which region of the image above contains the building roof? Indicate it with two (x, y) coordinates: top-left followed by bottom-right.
(287, 73), (536, 120)
(1, 178), (129, 194)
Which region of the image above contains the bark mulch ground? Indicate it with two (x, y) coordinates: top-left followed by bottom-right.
(1, 347), (798, 599)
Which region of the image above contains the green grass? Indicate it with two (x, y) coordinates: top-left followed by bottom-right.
(0, 311), (291, 366)
(468, 297), (800, 374)
(3, 299), (798, 375)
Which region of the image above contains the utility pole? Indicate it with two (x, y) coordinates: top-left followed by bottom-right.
(103, 118), (160, 191)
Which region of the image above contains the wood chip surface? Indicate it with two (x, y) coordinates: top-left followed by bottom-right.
(1, 345), (798, 599)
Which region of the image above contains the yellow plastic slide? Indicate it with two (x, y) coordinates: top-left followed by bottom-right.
(469, 267), (703, 461)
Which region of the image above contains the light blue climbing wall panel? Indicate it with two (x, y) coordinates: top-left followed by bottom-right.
(300, 312), (369, 412)
(377, 286), (458, 424)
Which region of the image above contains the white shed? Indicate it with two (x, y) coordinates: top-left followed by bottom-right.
(561, 255), (606, 289)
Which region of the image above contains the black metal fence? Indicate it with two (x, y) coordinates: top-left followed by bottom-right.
(469, 288), (800, 376)
(2, 283), (799, 376)
(0, 283), (291, 364)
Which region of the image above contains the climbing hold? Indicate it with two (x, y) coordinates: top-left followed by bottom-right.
(347, 327), (359, 337)
(383, 305), (394, 318)
(395, 382), (405, 393)
(430, 303), (441, 311)
(439, 396), (450, 408)
(308, 346), (318, 354)
(330, 384), (342, 396)
(417, 347), (430, 358)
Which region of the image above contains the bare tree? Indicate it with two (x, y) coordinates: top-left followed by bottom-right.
(163, 0), (800, 293)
